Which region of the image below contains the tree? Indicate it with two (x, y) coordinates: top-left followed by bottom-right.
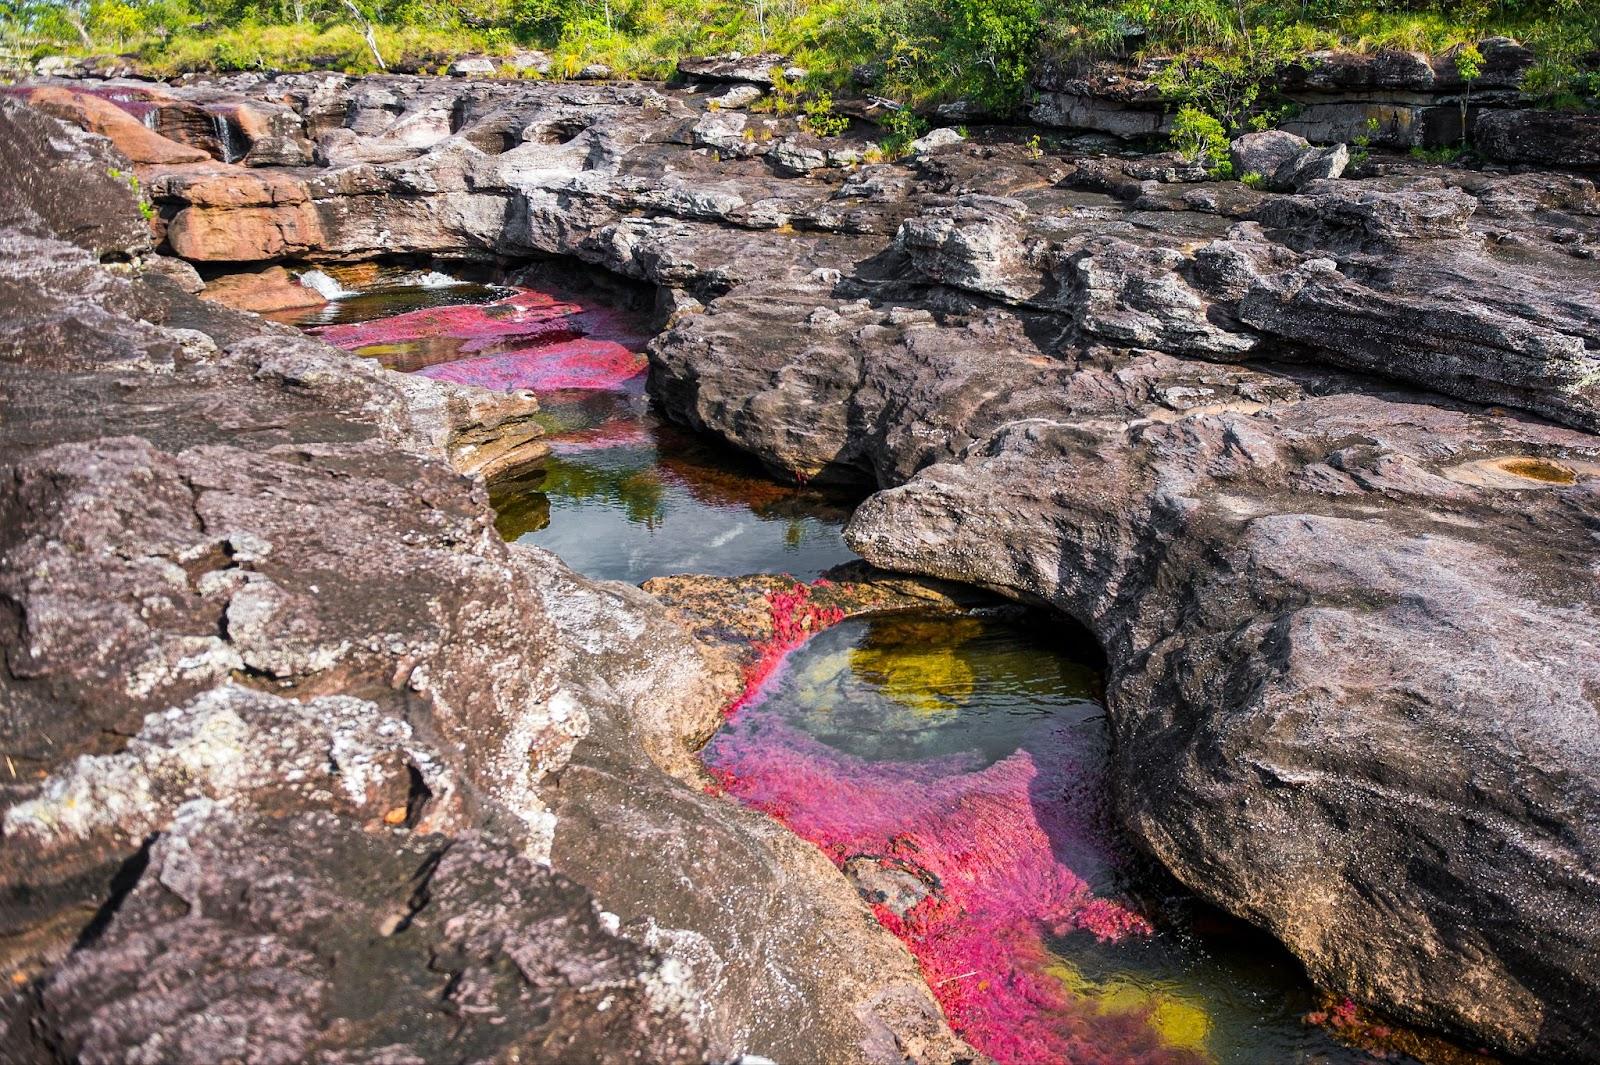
(338, 0), (384, 69)
(1454, 42), (1484, 147)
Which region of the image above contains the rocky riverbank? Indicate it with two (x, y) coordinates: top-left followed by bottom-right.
(2, 64), (1598, 1063)
(0, 96), (972, 1063)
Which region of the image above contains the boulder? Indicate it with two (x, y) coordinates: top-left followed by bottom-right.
(199, 265), (328, 313)
(1274, 141), (1349, 190)
(33, 55), (84, 77)
(144, 254), (205, 293)
(910, 126), (966, 154)
(509, 50), (553, 75)
(13, 85), (210, 165)
(710, 83), (764, 109)
(1229, 129), (1311, 182)
(449, 55), (499, 77)
(691, 110), (768, 157)
(771, 136), (829, 174)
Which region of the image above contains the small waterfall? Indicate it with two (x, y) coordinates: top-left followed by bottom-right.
(411, 270), (467, 289)
(211, 113), (242, 164)
(142, 110), (159, 131)
(297, 270), (356, 300)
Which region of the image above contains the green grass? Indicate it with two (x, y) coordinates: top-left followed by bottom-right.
(3, 0), (1595, 109)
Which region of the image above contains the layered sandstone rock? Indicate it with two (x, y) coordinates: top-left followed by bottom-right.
(7, 84), (211, 164)
(1029, 38), (1556, 154)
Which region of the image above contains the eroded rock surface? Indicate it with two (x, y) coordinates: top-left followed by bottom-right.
(10, 72), (1600, 1062)
(0, 100), (968, 1064)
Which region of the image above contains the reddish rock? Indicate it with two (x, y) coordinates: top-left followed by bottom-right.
(200, 265), (328, 313)
(12, 85), (209, 165)
(0, 99), (150, 259)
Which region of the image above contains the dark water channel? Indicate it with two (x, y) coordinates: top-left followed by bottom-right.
(289, 268), (1425, 1065)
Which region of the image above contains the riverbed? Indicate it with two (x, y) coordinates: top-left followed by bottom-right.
(294, 270), (1391, 1065)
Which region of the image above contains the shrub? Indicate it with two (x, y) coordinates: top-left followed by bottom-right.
(1410, 144), (1464, 164)
(802, 90), (850, 136)
(1170, 104), (1229, 172)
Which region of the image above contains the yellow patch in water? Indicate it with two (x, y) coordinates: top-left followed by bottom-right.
(1491, 456), (1577, 485)
(1046, 958), (1214, 1054)
(851, 641), (979, 717)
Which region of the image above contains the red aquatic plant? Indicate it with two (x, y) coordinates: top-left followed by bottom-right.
(416, 337), (647, 393)
(724, 583), (846, 719)
(318, 289), (651, 392)
(703, 622), (1205, 1065)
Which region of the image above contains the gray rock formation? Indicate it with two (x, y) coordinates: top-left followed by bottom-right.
(38, 804), (706, 1064)
(677, 52), (806, 86)
(1230, 129), (1350, 191)
(0, 99), (151, 258)
(1476, 108), (1600, 170)
(9, 71), (1600, 1063)
(0, 98), (970, 1064)
(1028, 39), (1590, 157)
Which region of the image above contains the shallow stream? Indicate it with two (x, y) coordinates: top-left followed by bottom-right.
(292, 269), (1396, 1065)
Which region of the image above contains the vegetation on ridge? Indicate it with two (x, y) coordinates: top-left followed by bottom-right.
(3, 0), (1597, 112)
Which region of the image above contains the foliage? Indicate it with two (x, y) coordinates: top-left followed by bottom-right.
(1348, 114), (1379, 165)
(1170, 103), (1229, 171)
(1240, 168), (1266, 188)
(877, 103), (926, 156)
(3, 0), (1595, 116)
(1409, 143), (1464, 163)
(106, 165), (155, 220)
(1151, 27), (1303, 132)
(801, 89), (849, 135)
(1454, 41), (1483, 144)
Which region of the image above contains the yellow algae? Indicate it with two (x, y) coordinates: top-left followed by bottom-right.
(848, 616), (985, 716)
(1492, 456), (1577, 485)
(1045, 957), (1214, 1055)
(851, 643), (977, 716)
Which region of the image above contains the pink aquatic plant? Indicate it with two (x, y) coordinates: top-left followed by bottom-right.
(318, 289), (651, 392)
(416, 337), (646, 393)
(319, 290), (582, 349)
(704, 608), (1204, 1065)
(724, 583), (847, 718)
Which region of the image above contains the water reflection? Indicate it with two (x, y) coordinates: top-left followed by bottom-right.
(501, 394), (857, 584)
(269, 280), (512, 329)
(303, 277), (859, 584)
